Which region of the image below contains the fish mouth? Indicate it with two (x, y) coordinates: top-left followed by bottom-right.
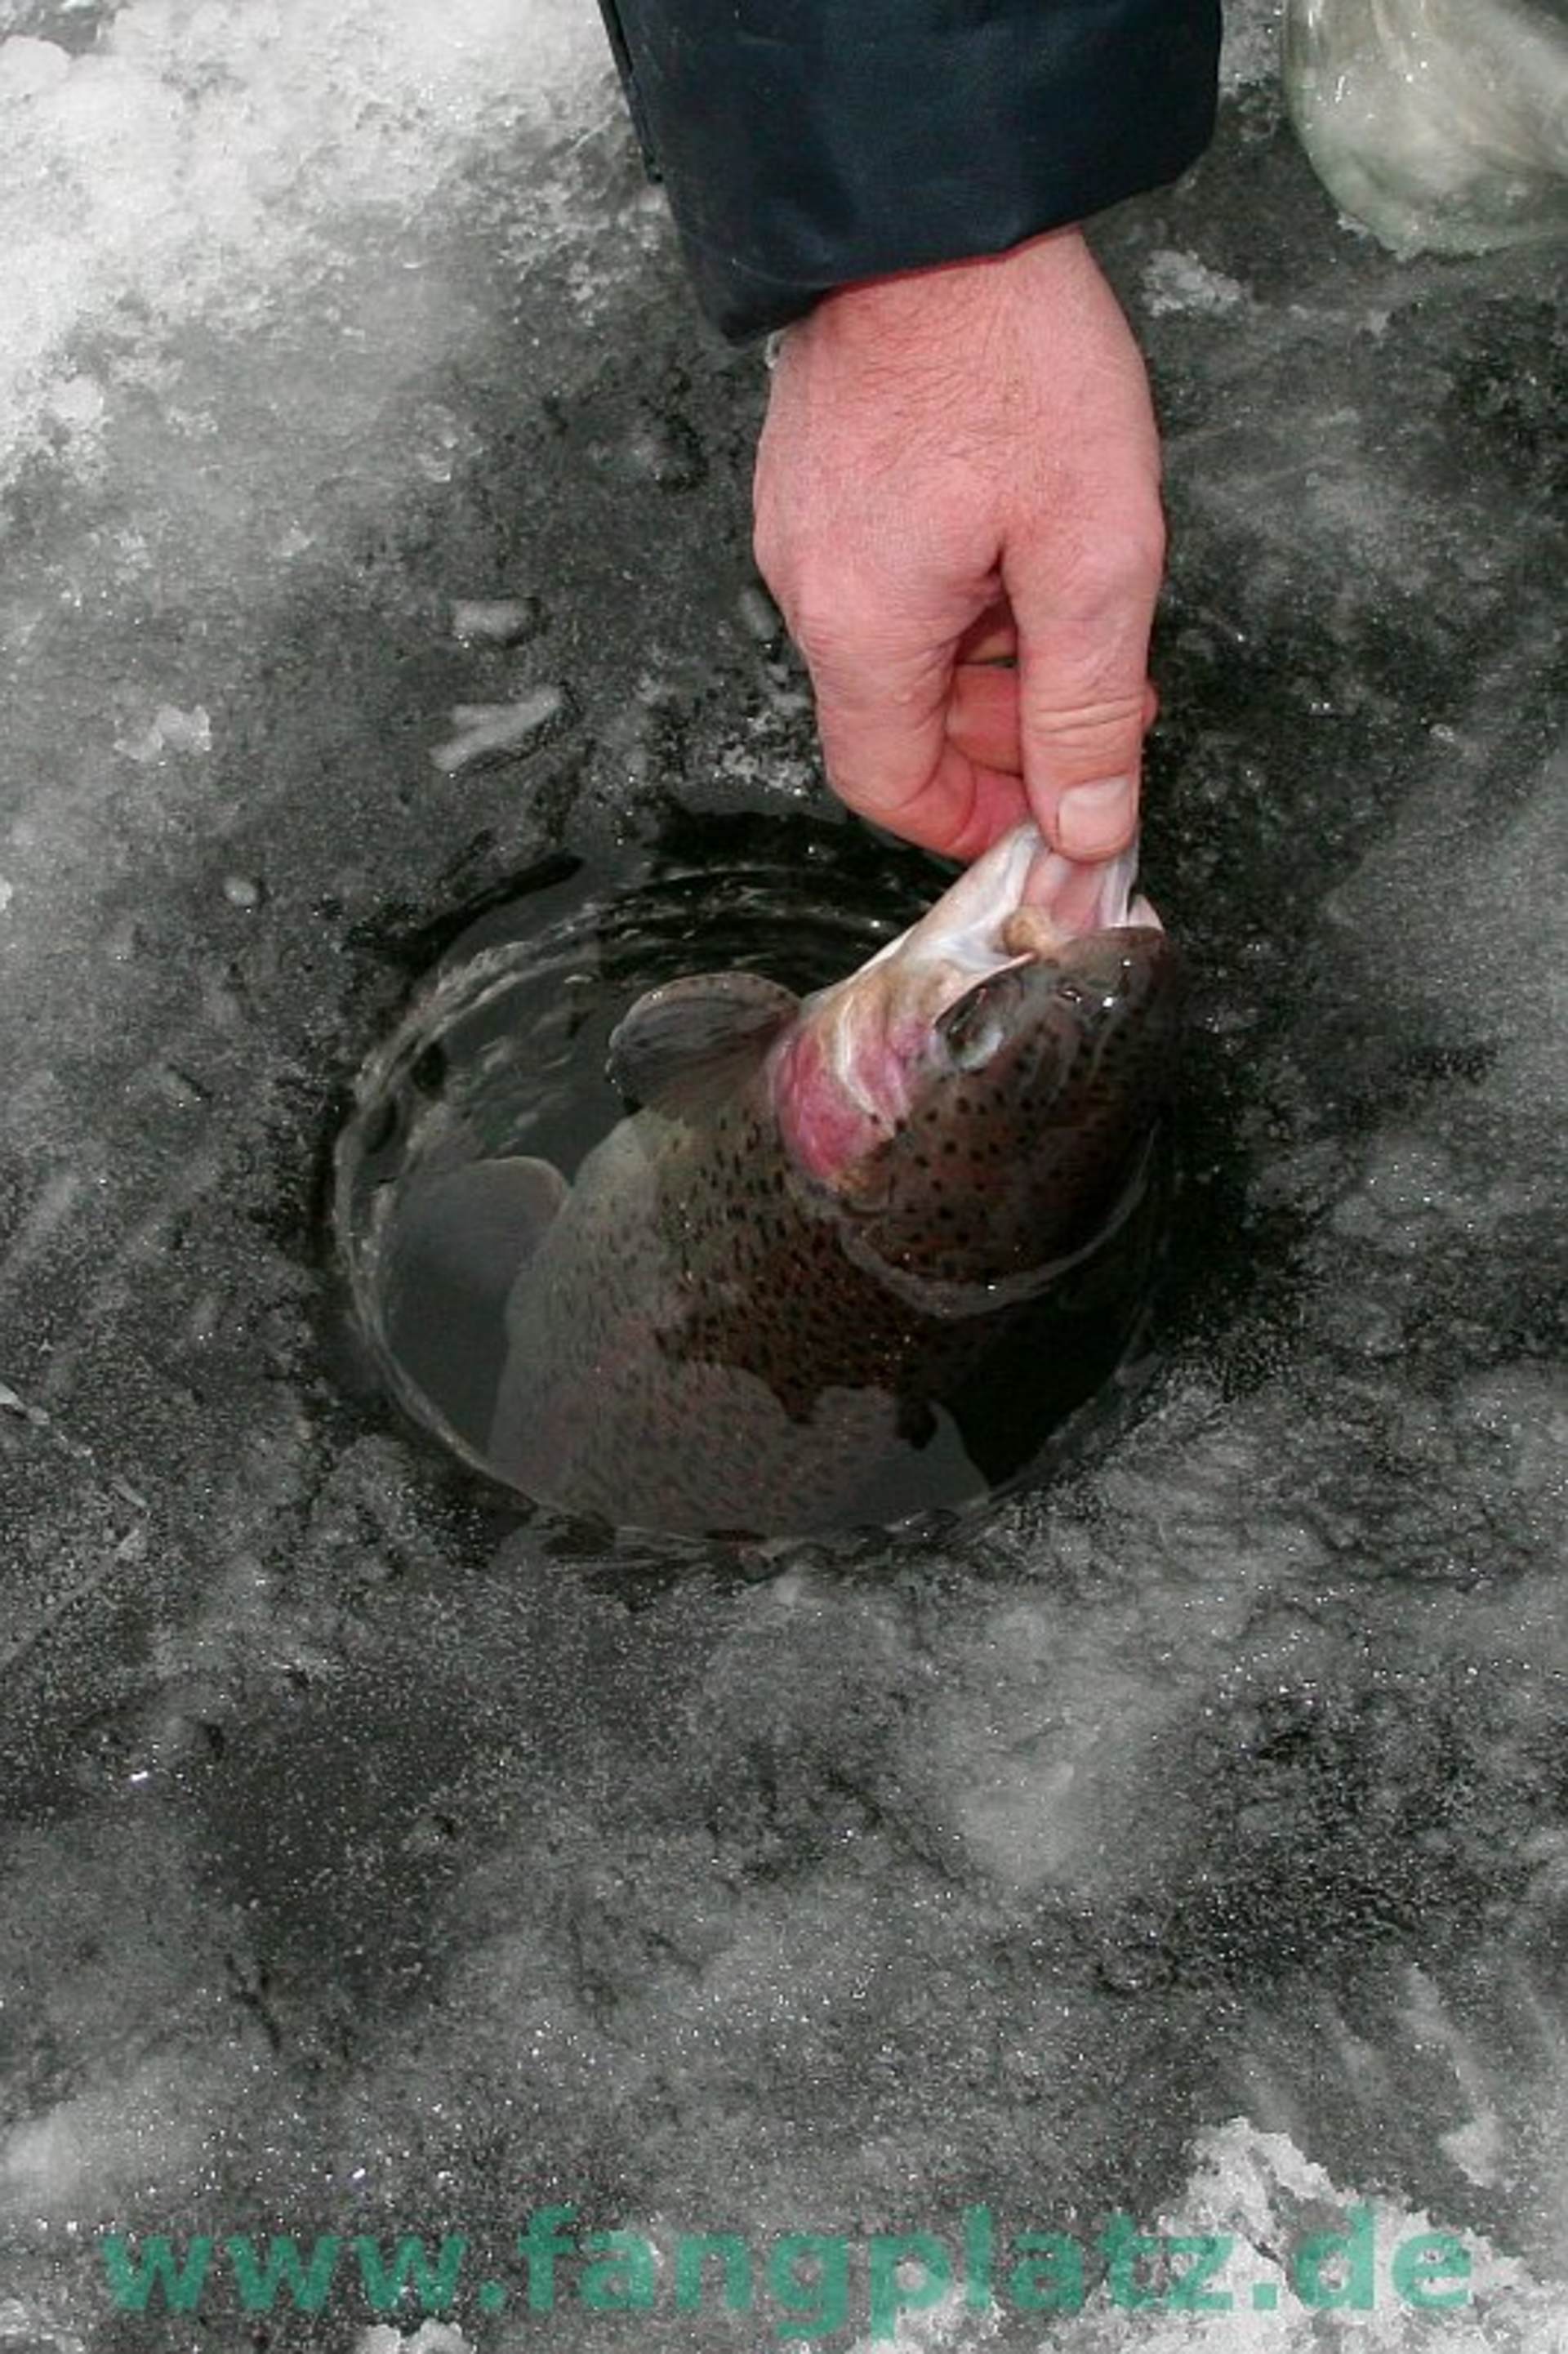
(855, 823), (1160, 1001)
(774, 824), (1170, 1182)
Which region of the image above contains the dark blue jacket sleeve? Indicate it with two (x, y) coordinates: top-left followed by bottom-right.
(598, 0), (1222, 341)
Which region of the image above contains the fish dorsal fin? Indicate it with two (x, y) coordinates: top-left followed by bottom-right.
(608, 971), (799, 1117)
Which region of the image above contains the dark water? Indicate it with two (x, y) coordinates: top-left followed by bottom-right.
(334, 812), (1174, 1538)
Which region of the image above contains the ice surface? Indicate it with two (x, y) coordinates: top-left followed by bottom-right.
(0, 3), (1565, 2351)
(0, 0), (612, 493)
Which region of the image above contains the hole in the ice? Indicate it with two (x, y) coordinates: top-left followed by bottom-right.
(332, 814), (1174, 1540)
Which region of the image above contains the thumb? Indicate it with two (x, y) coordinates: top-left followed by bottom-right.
(1006, 521), (1163, 861)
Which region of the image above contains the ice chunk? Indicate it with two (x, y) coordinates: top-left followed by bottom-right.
(450, 596), (542, 645)
(430, 687), (564, 773)
(114, 701), (212, 762)
(1143, 247), (1252, 315)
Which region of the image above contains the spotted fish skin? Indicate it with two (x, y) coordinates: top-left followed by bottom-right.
(486, 826), (1182, 1536)
(488, 1090), (949, 1533)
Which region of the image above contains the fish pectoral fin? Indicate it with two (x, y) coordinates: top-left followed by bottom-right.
(389, 1155), (569, 1317)
(608, 970), (799, 1118)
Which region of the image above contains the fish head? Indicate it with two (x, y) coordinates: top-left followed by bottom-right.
(768, 826), (1182, 1294)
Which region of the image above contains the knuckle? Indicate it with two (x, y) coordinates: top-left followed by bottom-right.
(786, 588), (844, 665)
(1067, 509), (1166, 604)
(1034, 687), (1146, 731)
(785, 575), (893, 678)
(1024, 692), (1147, 761)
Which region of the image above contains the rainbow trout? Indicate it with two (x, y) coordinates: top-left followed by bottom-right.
(422, 826), (1179, 1535)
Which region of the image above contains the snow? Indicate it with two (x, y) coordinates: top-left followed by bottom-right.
(0, 0), (610, 493)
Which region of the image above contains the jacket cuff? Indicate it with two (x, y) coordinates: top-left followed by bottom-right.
(599, 0), (1221, 341)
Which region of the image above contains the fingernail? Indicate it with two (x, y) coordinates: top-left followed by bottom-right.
(1057, 777), (1135, 860)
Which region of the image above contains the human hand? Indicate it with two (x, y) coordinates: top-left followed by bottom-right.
(753, 227), (1164, 864)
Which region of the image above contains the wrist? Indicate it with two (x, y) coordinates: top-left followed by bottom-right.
(811, 225), (1089, 353)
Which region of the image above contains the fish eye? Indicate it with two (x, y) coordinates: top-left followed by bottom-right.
(939, 991), (1007, 1073)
